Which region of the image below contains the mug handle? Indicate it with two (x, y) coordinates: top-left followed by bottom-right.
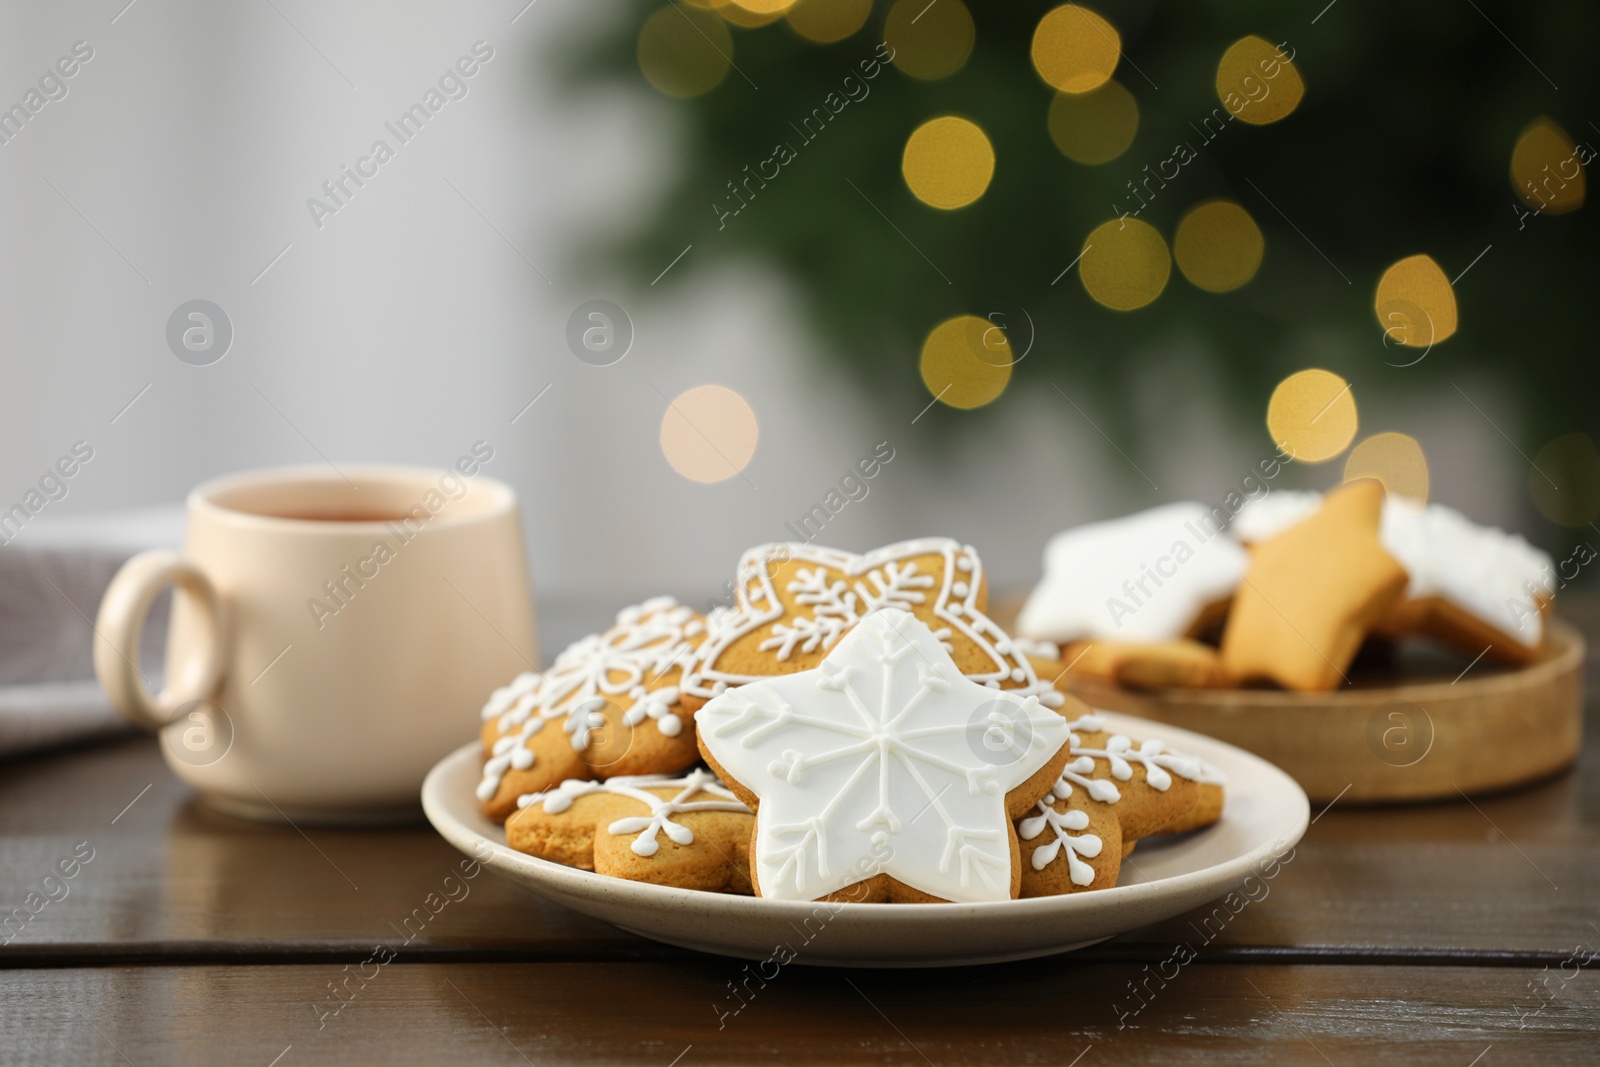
(93, 549), (228, 731)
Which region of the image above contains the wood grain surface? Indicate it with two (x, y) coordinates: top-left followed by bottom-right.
(1, 962), (1595, 1065)
(1, 599), (1596, 1064)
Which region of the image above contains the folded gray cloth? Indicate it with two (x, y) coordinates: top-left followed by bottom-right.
(0, 507), (183, 757)
(0, 679), (139, 755)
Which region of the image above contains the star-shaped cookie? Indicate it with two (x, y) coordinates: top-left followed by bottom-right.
(1221, 479), (1408, 691)
(681, 538), (1064, 712)
(1231, 492), (1553, 665)
(1017, 502), (1248, 645)
(696, 609), (1071, 904)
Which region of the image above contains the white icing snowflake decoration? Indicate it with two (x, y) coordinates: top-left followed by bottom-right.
(477, 596), (701, 802)
(1018, 712), (1210, 879)
(697, 609), (1071, 903)
(684, 538), (1065, 711)
(514, 769), (747, 856)
(1017, 803), (1102, 885)
(480, 671), (542, 724)
(1063, 713), (1205, 791)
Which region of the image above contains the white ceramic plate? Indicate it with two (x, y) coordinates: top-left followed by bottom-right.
(421, 712), (1309, 968)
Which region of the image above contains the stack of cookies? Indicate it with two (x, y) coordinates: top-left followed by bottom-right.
(1017, 480), (1555, 693)
(477, 538), (1223, 904)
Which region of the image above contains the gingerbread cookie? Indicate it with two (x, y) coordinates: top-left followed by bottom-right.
(479, 671), (541, 752)
(1227, 490), (1321, 546)
(477, 596), (708, 822)
(505, 770), (754, 894)
(1062, 717), (1205, 840)
(1017, 783), (1121, 894)
(1018, 713), (1215, 897)
(1060, 639), (1227, 690)
(682, 538), (1066, 712)
(1164, 760), (1228, 834)
(1017, 503), (1249, 645)
(1232, 492), (1554, 665)
(1374, 502), (1554, 664)
(1013, 636), (1062, 665)
(1221, 480), (1408, 691)
(697, 610), (1072, 903)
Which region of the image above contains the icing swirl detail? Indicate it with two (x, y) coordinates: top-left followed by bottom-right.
(685, 538), (1065, 710)
(477, 596), (702, 803)
(514, 769), (747, 856)
(1020, 713), (1211, 878)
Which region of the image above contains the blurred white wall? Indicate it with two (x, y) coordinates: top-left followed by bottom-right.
(0, 0), (1522, 627)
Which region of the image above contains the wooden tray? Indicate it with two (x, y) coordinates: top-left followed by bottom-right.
(1059, 620), (1586, 805)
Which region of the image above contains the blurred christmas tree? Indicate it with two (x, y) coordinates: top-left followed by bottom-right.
(565, 0), (1599, 523)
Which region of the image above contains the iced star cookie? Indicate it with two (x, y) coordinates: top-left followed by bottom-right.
(697, 610), (1072, 904)
(1018, 713), (1214, 896)
(1221, 480), (1409, 692)
(1226, 490), (1322, 546)
(1017, 503), (1249, 646)
(682, 538), (1066, 712)
(505, 770), (754, 894)
(477, 597), (709, 822)
(1060, 639), (1227, 690)
(1374, 503), (1555, 664)
(1231, 492), (1555, 665)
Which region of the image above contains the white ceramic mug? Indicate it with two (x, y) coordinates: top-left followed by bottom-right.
(93, 464), (537, 824)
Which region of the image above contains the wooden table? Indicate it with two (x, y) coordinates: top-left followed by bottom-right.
(3, 619), (1597, 1065)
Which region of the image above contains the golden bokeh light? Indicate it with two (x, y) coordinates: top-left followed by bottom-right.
(1344, 432), (1430, 505)
(637, 6), (733, 98)
(725, 0), (797, 14)
(1031, 4), (1121, 94)
(784, 0), (871, 43)
(1266, 369), (1358, 463)
(1173, 200), (1264, 293)
(1530, 432), (1600, 527)
(660, 385), (760, 483)
(884, 0), (974, 81)
(1511, 117), (1586, 215)
(901, 116), (995, 210)
(919, 315), (1013, 410)
(1216, 36), (1303, 125)
(1374, 254), (1457, 349)
(1079, 219), (1170, 311)
(699, 0), (787, 28)
(1047, 80), (1138, 165)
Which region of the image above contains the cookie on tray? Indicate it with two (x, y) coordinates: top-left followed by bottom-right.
(1017, 502), (1249, 646)
(1372, 502), (1555, 665)
(697, 610), (1072, 904)
(1060, 638), (1228, 690)
(681, 537), (1066, 713)
(478, 596), (709, 822)
(1231, 491), (1555, 666)
(1221, 480), (1409, 691)
(506, 770), (754, 894)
